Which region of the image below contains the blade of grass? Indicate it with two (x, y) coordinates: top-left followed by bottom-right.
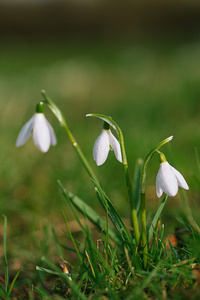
(3, 215), (9, 293)
(62, 212), (82, 263)
(92, 179), (134, 250)
(133, 158), (143, 214)
(148, 194), (168, 242)
(41, 256), (88, 300)
(7, 268), (21, 297)
(105, 194), (109, 269)
(58, 180), (122, 246)
(167, 238), (181, 263)
(85, 250), (96, 278)
(36, 266), (60, 276)
(0, 284), (10, 299)
(52, 227), (64, 259)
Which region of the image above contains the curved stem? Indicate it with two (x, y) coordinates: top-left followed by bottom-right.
(141, 136), (173, 193)
(82, 113), (140, 245)
(41, 90), (99, 185)
(140, 135), (173, 269)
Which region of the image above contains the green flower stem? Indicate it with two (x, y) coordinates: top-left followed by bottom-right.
(141, 192), (147, 269)
(86, 113), (140, 246)
(115, 124), (140, 246)
(41, 90), (99, 185)
(123, 161), (140, 246)
(140, 135), (173, 269)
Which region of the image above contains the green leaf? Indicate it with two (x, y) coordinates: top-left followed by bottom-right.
(148, 194), (168, 242)
(133, 158), (144, 214)
(41, 257), (88, 300)
(62, 212), (82, 263)
(91, 179), (134, 251)
(3, 215), (9, 293)
(36, 266), (60, 276)
(52, 227), (64, 259)
(0, 284), (10, 299)
(58, 181), (122, 246)
(8, 268), (21, 296)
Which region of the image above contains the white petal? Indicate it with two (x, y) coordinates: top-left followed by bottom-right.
(156, 174), (164, 198)
(109, 131), (122, 163)
(156, 162), (178, 197)
(46, 120), (57, 145)
(32, 113), (51, 153)
(170, 165), (189, 190)
(93, 130), (110, 166)
(16, 116), (34, 147)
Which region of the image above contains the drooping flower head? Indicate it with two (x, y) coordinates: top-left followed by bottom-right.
(93, 121), (122, 166)
(156, 151), (189, 197)
(16, 101), (57, 153)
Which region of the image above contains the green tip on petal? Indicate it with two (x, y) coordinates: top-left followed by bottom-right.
(36, 101), (45, 113)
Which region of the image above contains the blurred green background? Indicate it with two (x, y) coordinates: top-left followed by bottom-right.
(1, 0), (200, 276)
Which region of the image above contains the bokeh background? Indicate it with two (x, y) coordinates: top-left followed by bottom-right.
(1, 0), (200, 279)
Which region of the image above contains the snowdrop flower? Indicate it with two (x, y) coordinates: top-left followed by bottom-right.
(93, 122), (122, 166)
(16, 102), (57, 153)
(156, 152), (189, 197)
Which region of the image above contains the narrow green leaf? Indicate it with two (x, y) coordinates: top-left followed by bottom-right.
(0, 284), (10, 299)
(58, 181), (86, 233)
(58, 181), (122, 246)
(133, 158), (144, 214)
(167, 238), (181, 263)
(3, 215), (9, 293)
(148, 194), (168, 242)
(52, 228), (64, 259)
(8, 268), (21, 296)
(36, 266), (60, 276)
(91, 179), (134, 251)
(34, 285), (53, 298)
(62, 212), (82, 263)
(41, 257), (88, 300)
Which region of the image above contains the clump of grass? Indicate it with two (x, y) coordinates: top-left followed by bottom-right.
(1, 90), (200, 299)
(35, 213), (200, 299)
(0, 216), (22, 299)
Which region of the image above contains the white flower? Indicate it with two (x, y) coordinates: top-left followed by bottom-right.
(93, 129), (122, 166)
(156, 161), (189, 197)
(16, 113), (57, 153)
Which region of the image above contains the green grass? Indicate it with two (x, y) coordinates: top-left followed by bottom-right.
(1, 36), (200, 298)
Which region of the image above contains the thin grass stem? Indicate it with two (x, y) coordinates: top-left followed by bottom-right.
(3, 215), (9, 293)
(62, 213), (82, 263)
(85, 250), (96, 278)
(105, 197), (109, 268)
